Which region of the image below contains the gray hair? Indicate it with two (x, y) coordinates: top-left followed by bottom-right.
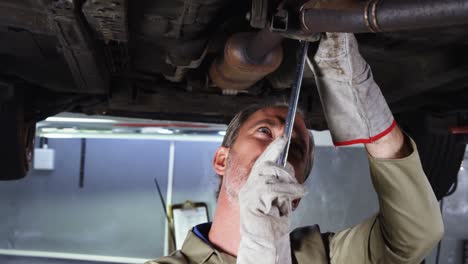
(221, 101), (315, 181)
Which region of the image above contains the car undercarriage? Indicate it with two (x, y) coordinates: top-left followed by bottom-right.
(0, 0), (467, 198)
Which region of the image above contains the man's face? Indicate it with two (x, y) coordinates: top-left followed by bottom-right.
(222, 106), (310, 201)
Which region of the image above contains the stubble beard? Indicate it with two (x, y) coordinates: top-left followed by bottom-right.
(224, 150), (251, 203)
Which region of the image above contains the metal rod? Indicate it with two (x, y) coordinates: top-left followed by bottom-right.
(79, 138), (86, 188)
(277, 40), (309, 167)
(163, 141), (175, 255)
(154, 177), (176, 251)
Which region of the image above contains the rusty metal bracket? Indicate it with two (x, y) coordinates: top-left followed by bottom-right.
(269, 8), (320, 42)
(82, 0), (128, 43)
(270, 9), (289, 32)
(43, 0), (109, 94)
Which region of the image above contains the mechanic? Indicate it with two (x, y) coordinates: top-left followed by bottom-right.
(147, 33), (444, 264)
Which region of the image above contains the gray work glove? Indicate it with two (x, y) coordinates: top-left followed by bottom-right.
(311, 33), (395, 146)
(237, 137), (307, 264)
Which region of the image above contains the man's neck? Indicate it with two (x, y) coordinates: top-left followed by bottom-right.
(208, 190), (240, 257)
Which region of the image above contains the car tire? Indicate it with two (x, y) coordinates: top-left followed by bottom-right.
(397, 113), (466, 200)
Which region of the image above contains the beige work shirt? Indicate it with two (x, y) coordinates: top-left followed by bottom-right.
(147, 138), (444, 264)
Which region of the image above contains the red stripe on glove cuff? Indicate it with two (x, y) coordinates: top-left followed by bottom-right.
(333, 120), (397, 147)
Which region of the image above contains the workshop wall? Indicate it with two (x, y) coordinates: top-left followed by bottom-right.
(292, 146), (379, 231)
(172, 141), (220, 220)
(0, 138), (171, 260)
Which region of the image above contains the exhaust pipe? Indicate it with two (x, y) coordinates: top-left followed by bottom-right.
(209, 30), (284, 92)
(300, 0), (468, 33)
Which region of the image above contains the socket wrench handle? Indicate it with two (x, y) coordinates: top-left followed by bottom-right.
(277, 40), (309, 167)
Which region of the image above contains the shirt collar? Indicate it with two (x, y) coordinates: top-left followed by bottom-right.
(180, 223), (236, 264)
(193, 222), (212, 245)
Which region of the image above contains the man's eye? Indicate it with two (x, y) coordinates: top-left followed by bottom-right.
(257, 127), (272, 136)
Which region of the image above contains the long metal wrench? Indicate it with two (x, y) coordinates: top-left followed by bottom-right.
(277, 40), (310, 167)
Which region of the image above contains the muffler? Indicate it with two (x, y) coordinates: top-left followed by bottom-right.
(209, 30), (284, 92)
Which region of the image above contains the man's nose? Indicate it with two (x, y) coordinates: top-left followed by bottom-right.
(278, 125), (298, 139)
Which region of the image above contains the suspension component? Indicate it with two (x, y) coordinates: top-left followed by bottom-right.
(209, 31), (283, 91)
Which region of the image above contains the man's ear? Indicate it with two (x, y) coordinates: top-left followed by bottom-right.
(213, 146), (229, 176)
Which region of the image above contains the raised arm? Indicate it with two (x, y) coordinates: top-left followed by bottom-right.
(311, 33), (444, 263)
(330, 128), (443, 263)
